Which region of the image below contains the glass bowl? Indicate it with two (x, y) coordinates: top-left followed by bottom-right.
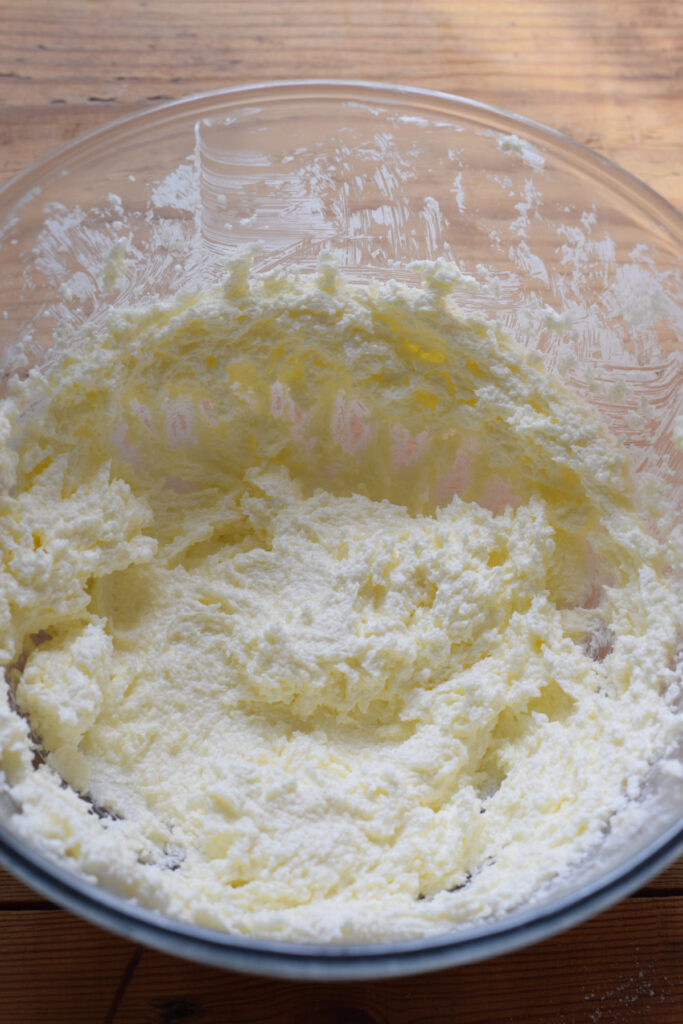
(0, 80), (681, 980)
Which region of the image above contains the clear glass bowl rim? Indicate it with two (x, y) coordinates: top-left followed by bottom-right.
(0, 78), (681, 980)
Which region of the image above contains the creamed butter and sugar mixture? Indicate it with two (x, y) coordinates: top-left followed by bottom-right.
(0, 259), (680, 941)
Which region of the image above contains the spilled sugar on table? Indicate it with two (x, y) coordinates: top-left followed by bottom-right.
(0, 1), (681, 1021)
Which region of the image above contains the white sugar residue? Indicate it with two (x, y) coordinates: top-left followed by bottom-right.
(419, 196), (449, 257)
(0, 186), (43, 243)
(508, 240), (549, 284)
(673, 415), (683, 451)
(100, 238), (130, 295)
(150, 157), (201, 214)
(498, 133), (546, 171)
(106, 193), (124, 215)
(29, 198), (139, 304)
(602, 258), (683, 334)
(450, 172), (465, 213)
(557, 226), (617, 300)
(510, 179), (544, 240)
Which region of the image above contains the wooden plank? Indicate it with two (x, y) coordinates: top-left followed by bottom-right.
(0, 865), (52, 906)
(0, 0), (681, 208)
(0, 910), (135, 1024)
(640, 859), (683, 894)
(0, 898), (678, 1023)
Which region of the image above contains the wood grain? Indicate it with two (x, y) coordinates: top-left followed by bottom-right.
(0, 1), (681, 1021)
(0, 899), (679, 1023)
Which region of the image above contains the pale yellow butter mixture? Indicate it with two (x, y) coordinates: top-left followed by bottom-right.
(0, 259), (680, 941)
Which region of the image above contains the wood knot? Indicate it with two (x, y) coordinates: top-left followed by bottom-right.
(157, 998), (198, 1023)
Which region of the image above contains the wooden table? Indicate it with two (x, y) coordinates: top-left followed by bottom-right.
(1, 2), (681, 1021)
